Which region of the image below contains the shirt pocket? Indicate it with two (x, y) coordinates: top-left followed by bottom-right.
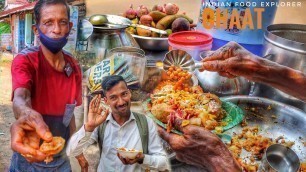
(62, 101), (77, 127)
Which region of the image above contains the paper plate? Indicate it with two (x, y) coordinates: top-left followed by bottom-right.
(142, 98), (244, 136)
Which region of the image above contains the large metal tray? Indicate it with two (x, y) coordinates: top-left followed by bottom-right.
(221, 96), (306, 162)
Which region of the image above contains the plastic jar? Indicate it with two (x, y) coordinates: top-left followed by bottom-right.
(168, 31), (213, 61)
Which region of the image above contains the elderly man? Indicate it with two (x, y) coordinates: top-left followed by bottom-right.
(9, 0), (82, 171)
(67, 75), (170, 172)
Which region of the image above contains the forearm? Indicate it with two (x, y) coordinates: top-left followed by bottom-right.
(206, 146), (241, 172)
(69, 115), (76, 137)
(257, 60), (306, 102)
(12, 88), (35, 119)
(84, 123), (96, 132)
(66, 125), (96, 157)
(13, 98), (34, 119)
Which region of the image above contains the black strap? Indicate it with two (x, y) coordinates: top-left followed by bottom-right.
(98, 112), (148, 154)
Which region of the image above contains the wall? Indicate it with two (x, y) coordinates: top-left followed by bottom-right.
(86, 0), (306, 25)
(12, 14), (18, 53)
(274, 0), (306, 24)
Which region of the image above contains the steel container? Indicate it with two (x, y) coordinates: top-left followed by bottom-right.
(258, 144), (300, 172)
(252, 24), (306, 111)
(86, 15), (139, 62)
(132, 34), (169, 51)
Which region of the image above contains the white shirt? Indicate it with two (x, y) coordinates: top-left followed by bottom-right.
(66, 112), (170, 172)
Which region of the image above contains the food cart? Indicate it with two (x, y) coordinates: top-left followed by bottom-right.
(76, 4), (306, 171)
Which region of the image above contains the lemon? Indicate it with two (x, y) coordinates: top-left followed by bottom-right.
(89, 15), (108, 26)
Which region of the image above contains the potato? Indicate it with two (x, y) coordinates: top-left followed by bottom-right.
(151, 103), (170, 123)
(136, 27), (151, 37)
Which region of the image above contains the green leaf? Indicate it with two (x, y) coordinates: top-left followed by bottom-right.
(142, 98), (245, 137)
(0, 22), (11, 34)
(221, 101), (244, 130)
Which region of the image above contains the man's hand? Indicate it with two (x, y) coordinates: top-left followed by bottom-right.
(158, 118), (241, 172)
(117, 152), (144, 165)
(200, 41), (306, 102)
(10, 110), (53, 163)
(200, 41), (274, 82)
(75, 153), (89, 172)
(85, 95), (109, 132)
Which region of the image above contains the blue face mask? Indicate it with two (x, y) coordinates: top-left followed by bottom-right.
(37, 26), (70, 54)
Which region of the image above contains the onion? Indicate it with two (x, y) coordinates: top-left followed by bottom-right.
(140, 15), (153, 26)
(189, 118), (202, 126)
(137, 5), (149, 18)
(125, 4), (137, 19)
(164, 3), (179, 15)
(152, 4), (164, 12)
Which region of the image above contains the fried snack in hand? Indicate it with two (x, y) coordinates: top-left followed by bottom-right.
(40, 136), (65, 163)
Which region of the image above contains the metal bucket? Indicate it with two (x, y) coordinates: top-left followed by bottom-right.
(252, 24), (306, 111)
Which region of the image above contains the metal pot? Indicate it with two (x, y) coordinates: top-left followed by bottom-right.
(252, 24), (306, 111)
(131, 34), (169, 51)
(86, 15), (139, 62)
(195, 70), (252, 97)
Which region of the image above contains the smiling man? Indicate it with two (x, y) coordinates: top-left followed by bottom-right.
(67, 75), (170, 172)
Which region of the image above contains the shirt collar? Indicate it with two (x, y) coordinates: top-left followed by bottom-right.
(106, 112), (135, 125)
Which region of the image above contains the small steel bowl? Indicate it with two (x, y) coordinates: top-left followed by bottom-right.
(259, 144), (300, 172)
(131, 34), (169, 51)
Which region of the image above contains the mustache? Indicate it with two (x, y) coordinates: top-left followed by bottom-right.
(116, 103), (128, 109)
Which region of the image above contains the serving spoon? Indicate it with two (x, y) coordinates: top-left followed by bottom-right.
(157, 50), (203, 72)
